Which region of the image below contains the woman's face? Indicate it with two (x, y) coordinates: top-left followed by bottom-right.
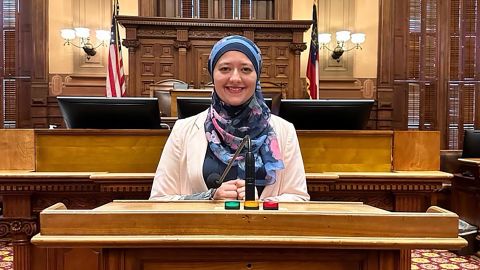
(213, 50), (257, 106)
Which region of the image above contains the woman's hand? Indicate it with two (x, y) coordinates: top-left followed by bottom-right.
(235, 179), (246, 200)
(212, 179), (258, 200)
(212, 180), (240, 200)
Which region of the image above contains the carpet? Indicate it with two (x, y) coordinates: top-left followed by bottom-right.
(412, 249), (480, 270)
(0, 242), (13, 270)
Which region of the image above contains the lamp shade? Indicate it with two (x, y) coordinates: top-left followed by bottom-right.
(74, 27), (90, 38)
(351, 33), (366, 44)
(318, 33), (332, 44)
(336, 31), (351, 42)
(60, 29), (76, 40)
(96, 30), (111, 42)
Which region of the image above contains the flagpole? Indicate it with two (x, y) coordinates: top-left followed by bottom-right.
(306, 0), (320, 99)
(314, 0), (319, 99)
(105, 0), (126, 97)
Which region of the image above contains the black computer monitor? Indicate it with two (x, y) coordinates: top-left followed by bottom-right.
(462, 130), (480, 158)
(176, 97), (275, 119)
(278, 99), (375, 130)
(57, 96), (162, 129)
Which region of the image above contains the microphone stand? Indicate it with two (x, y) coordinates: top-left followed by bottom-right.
(215, 135), (252, 186)
(244, 138), (256, 201)
(209, 135), (257, 205)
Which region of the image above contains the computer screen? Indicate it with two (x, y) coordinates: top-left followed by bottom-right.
(177, 97), (275, 119)
(462, 129), (480, 158)
(57, 96), (162, 129)
(278, 99), (375, 130)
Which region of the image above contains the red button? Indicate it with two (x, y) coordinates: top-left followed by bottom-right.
(263, 201), (279, 210)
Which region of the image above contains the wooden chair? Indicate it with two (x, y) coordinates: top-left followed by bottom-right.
(149, 79), (188, 117)
(203, 82), (214, 90)
(260, 81), (286, 114)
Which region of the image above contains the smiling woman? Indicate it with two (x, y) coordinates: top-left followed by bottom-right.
(212, 51), (257, 106)
(149, 35), (310, 202)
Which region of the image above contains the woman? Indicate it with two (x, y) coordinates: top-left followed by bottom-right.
(150, 35), (309, 201)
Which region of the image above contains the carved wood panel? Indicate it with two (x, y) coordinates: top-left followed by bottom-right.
(138, 41), (177, 95)
(117, 17), (311, 98)
(257, 42), (290, 82)
(191, 46), (213, 86)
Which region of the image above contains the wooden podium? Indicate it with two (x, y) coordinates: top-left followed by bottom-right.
(31, 201), (465, 270)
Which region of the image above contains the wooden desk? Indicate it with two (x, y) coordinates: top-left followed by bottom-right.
(451, 158), (480, 229)
(0, 129), (448, 270)
(307, 171), (452, 211)
(31, 201), (465, 270)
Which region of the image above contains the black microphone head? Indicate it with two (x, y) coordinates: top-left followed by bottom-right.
(206, 173), (222, 188)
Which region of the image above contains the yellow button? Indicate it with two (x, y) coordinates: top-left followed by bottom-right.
(244, 200), (259, 210)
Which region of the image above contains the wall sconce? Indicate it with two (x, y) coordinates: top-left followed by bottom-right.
(60, 28), (110, 59)
(318, 31), (366, 62)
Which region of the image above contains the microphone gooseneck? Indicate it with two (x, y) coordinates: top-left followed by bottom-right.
(211, 135), (254, 190)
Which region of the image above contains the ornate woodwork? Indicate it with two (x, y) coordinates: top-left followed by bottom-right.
(116, 16), (311, 99)
(0, 129), (450, 270)
(0, 218), (37, 238)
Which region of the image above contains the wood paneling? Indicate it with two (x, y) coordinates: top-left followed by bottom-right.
(393, 131), (440, 170)
(0, 129), (35, 170)
(299, 130), (392, 172)
(0, 129), (444, 174)
(117, 16), (310, 99)
(35, 130), (169, 173)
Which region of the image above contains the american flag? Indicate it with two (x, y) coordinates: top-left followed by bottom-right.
(306, 1), (319, 99)
(105, 0), (126, 97)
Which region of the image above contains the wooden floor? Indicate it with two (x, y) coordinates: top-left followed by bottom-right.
(1, 243), (479, 270)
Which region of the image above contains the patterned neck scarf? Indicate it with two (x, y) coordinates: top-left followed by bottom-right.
(204, 35), (284, 185)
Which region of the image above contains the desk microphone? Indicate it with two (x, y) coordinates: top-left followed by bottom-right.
(206, 173), (222, 188)
(206, 135), (254, 191)
(244, 138), (255, 201)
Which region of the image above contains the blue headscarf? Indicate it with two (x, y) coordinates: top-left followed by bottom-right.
(204, 35), (284, 185)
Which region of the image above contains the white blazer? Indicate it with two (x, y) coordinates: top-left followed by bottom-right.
(150, 110), (310, 201)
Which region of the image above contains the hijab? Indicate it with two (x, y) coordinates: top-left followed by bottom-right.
(204, 35), (284, 185)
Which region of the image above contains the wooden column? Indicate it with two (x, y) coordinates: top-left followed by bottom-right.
(138, 0), (158, 16)
(1, 194), (37, 270)
(394, 193), (427, 212)
(122, 27), (140, 97)
(174, 30), (190, 83)
(274, 0), (292, 20)
(377, 0), (395, 129)
(290, 31), (308, 98)
(400, 250), (412, 270)
(436, 0), (451, 148)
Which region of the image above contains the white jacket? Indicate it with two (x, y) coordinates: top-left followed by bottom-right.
(150, 110), (310, 201)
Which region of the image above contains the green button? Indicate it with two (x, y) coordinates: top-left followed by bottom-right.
(225, 200), (240, 210)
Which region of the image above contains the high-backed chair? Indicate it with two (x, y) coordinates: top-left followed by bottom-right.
(203, 82), (214, 90)
(149, 79), (188, 117)
(461, 129), (480, 158)
(260, 81), (285, 115)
